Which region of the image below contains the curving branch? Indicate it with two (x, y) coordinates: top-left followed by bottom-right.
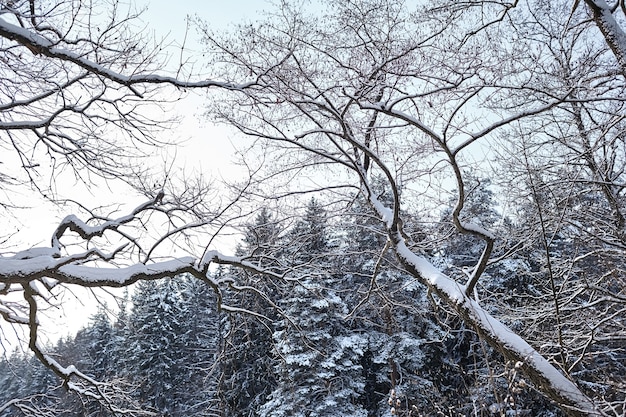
(0, 19), (253, 95)
(366, 192), (602, 417)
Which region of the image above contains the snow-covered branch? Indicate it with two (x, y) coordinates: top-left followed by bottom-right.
(0, 194), (293, 413)
(365, 193), (602, 417)
(584, 0), (626, 75)
(0, 0), (255, 197)
(0, 18), (252, 95)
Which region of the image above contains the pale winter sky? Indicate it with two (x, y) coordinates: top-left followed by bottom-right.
(142, 0), (262, 31)
(61, 0), (270, 336)
(1, 0), (271, 351)
(138, 0), (266, 178)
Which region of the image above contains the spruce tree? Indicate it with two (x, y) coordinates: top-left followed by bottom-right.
(261, 198), (368, 417)
(124, 279), (187, 414)
(218, 207), (282, 416)
(175, 276), (222, 416)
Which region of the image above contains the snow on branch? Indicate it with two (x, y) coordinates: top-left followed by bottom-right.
(0, 18), (254, 97)
(1, 196), (287, 289)
(458, 220), (496, 240)
(0, 194), (293, 414)
(50, 191), (164, 251)
(199, 250), (284, 279)
(392, 236), (602, 416)
(365, 191), (601, 417)
(583, 0), (626, 75)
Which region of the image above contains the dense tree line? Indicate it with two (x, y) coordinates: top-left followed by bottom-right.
(6, 191), (616, 416)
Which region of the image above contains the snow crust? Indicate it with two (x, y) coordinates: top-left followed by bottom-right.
(467, 298), (591, 404)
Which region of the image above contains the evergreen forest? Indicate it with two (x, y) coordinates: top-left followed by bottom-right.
(3, 191), (623, 416)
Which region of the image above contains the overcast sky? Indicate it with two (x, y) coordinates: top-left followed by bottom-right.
(142, 0), (261, 33)
(1, 0), (272, 352)
(133, 0), (280, 189)
(55, 1), (269, 340)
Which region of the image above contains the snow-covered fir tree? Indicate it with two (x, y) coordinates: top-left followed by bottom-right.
(176, 276), (222, 416)
(218, 207), (283, 417)
(124, 278), (189, 415)
(261, 198), (368, 417)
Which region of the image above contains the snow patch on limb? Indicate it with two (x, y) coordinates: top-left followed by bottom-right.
(394, 240), (466, 303)
(2, 248), (118, 283)
(56, 214), (112, 237)
(42, 353), (98, 386)
(1, 245), (282, 288)
(199, 249), (232, 270)
(366, 190), (394, 227)
(0, 18), (53, 47)
(0, 251), (201, 285)
(50, 193), (164, 250)
(459, 221), (496, 240)
(0, 302), (29, 324)
(12, 247), (61, 260)
(468, 300), (599, 413)
(199, 249), (284, 279)
(55, 257), (198, 286)
(392, 238), (601, 416)
(0, 255), (58, 279)
(584, 0), (626, 74)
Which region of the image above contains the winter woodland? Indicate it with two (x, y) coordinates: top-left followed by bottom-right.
(1, 0), (626, 416)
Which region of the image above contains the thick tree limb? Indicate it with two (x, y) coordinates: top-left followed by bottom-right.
(584, 0), (626, 75)
(366, 192), (602, 417)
